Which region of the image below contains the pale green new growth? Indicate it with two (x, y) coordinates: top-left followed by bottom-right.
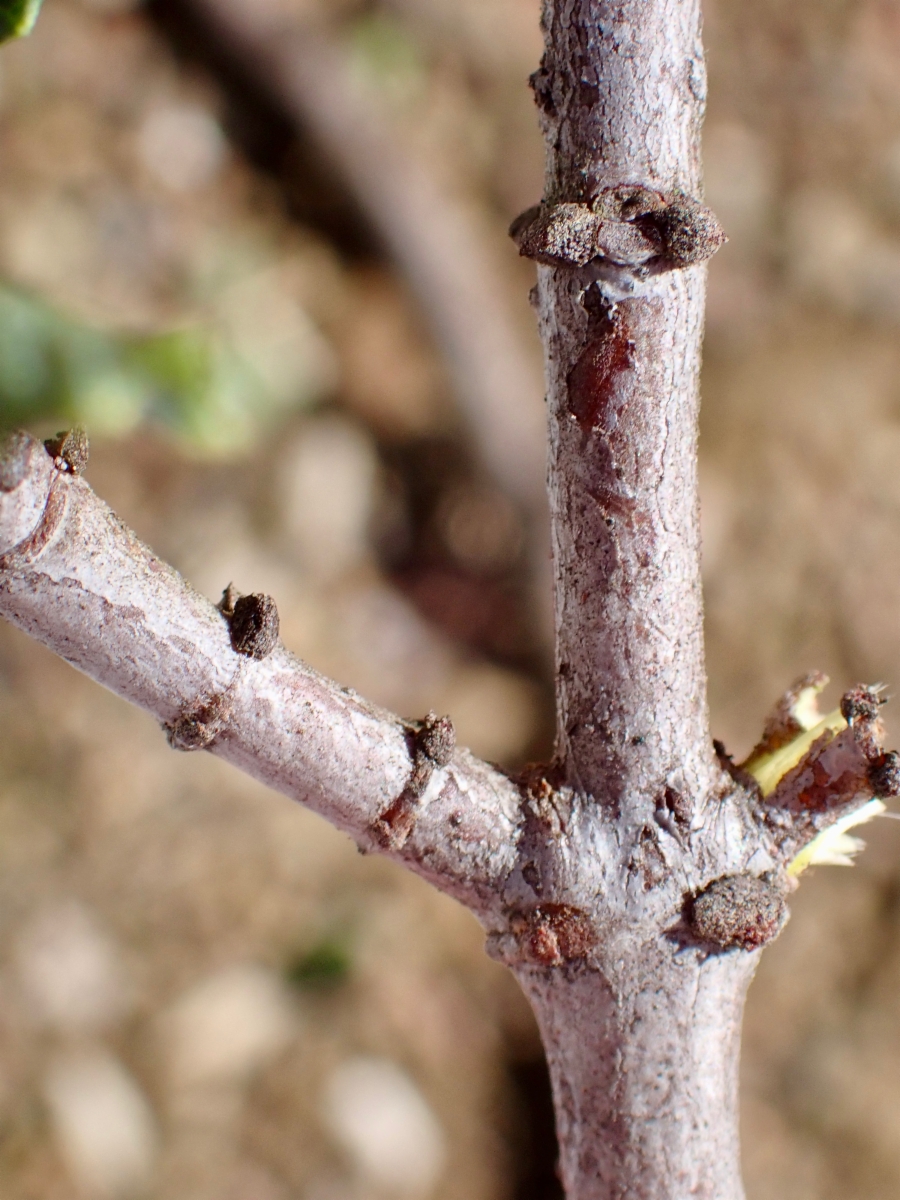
(747, 707), (847, 798)
(741, 677), (889, 876)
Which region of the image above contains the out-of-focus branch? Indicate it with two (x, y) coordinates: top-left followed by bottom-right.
(0, 433), (521, 915)
(175, 0), (548, 521)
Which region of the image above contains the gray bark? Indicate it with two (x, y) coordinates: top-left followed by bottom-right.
(519, 954), (754, 1199)
(512, 4), (749, 1192)
(0, 433), (519, 916)
(0, 2), (894, 1198)
(500, 2), (893, 1196)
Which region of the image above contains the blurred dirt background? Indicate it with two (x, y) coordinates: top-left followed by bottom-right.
(0, 0), (899, 1197)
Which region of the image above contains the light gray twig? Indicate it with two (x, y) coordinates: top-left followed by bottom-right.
(0, 432), (520, 915)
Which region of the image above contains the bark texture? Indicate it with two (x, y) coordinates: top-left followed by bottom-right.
(502, 5), (896, 1197)
(508, 4), (751, 1193)
(534, 0), (712, 811)
(0, 433), (519, 915)
(519, 954), (755, 1199)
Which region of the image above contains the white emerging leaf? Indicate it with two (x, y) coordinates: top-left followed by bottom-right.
(788, 799), (886, 876)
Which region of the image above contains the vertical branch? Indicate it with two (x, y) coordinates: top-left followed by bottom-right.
(518, 953), (757, 1200)
(504, 3), (766, 1197)
(529, 0), (717, 812)
(535, 0), (706, 202)
(543, 268), (711, 810)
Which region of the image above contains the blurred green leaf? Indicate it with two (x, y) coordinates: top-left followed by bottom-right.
(128, 327), (264, 454)
(0, 288), (135, 429)
(348, 13), (424, 103)
(0, 0), (42, 43)
(286, 938), (352, 991)
(0, 282), (329, 454)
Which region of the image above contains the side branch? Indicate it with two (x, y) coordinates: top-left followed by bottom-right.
(0, 433), (520, 915)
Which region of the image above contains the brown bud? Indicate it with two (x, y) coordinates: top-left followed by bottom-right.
(646, 197), (727, 267)
(229, 593), (280, 660)
(166, 693), (231, 751)
(44, 428), (89, 475)
(840, 684), (884, 726)
(511, 903), (596, 966)
(418, 712), (456, 766)
(870, 751), (900, 798)
(512, 190), (726, 273)
(510, 202), (609, 267)
(689, 874), (788, 951)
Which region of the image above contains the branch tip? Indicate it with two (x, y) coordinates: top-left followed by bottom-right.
(737, 676), (900, 872)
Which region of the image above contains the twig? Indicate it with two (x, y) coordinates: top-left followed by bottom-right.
(0, 432), (520, 914)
